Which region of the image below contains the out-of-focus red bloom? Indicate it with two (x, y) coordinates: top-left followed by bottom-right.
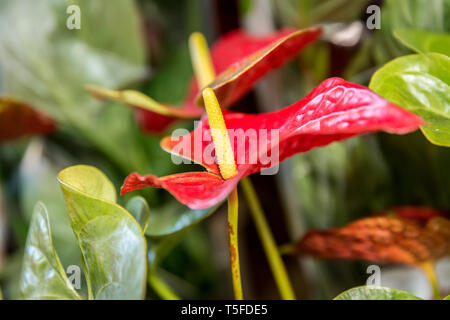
(377, 206), (446, 225)
(89, 28), (321, 133)
(121, 78), (422, 209)
(293, 207), (450, 266)
(0, 97), (55, 142)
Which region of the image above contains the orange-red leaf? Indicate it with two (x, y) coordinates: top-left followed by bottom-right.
(0, 97), (55, 142)
(294, 214), (450, 266)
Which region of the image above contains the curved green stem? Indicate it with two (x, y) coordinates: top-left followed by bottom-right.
(228, 187), (243, 300)
(421, 262), (441, 300)
(240, 177), (296, 300)
(148, 271), (181, 300)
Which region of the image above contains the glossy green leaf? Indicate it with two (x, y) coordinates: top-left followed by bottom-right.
(146, 203), (218, 238)
(19, 202), (81, 300)
(394, 29), (450, 56)
(125, 196), (150, 234)
(146, 203), (218, 269)
(334, 286), (422, 300)
(58, 165), (147, 300)
(370, 53), (450, 146)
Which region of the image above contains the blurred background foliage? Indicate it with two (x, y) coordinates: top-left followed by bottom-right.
(0, 0), (448, 299)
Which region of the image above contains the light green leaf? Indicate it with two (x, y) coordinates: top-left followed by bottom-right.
(19, 202), (81, 300)
(444, 295), (450, 300)
(369, 53), (450, 146)
(0, 0), (155, 174)
(125, 196), (150, 234)
(19, 140), (81, 269)
(394, 29), (450, 56)
(58, 165), (147, 300)
(334, 286), (422, 300)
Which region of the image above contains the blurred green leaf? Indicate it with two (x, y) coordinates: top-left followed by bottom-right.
(444, 294), (450, 300)
(0, 0), (155, 173)
(19, 140), (81, 268)
(344, 0), (450, 79)
(370, 53), (450, 146)
(394, 29), (450, 56)
(274, 0), (370, 27)
(58, 165), (147, 299)
(334, 286), (422, 300)
(125, 196), (150, 233)
(19, 202), (81, 300)
(383, 0), (449, 33)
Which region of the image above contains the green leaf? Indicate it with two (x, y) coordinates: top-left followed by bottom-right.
(19, 140), (81, 269)
(334, 286), (422, 300)
(394, 29), (450, 56)
(0, 0), (157, 174)
(58, 165), (147, 300)
(383, 0), (449, 32)
(444, 295), (450, 300)
(19, 202), (81, 300)
(146, 202), (218, 238)
(125, 196), (150, 234)
(369, 53), (450, 146)
(146, 203), (218, 269)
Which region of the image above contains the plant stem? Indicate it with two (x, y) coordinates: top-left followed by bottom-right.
(421, 261), (441, 300)
(148, 271), (181, 300)
(228, 187), (243, 300)
(240, 177), (296, 300)
(189, 31), (243, 299)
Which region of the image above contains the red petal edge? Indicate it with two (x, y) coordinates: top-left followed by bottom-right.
(139, 28), (318, 132)
(121, 171), (245, 209)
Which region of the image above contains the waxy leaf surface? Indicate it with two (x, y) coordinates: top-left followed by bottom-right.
(89, 28), (320, 132)
(294, 215), (450, 265)
(58, 165), (147, 300)
(122, 78), (422, 209)
(0, 97), (55, 142)
(334, 286), (422, 300)
(370, 53), (450, 146)
(20, 202), (81, 300)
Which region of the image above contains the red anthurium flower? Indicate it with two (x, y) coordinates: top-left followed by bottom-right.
(88, 28), (321, 133)
(292, 207), (450, 266)
(0, 97), (55, 142)
(121, 78), (422, 209)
